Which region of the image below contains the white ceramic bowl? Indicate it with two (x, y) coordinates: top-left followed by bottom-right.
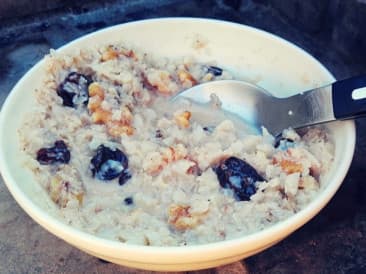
(0, 18), (356, 271)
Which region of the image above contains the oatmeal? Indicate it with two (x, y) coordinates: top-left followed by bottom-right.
(18, 44), (334, 246)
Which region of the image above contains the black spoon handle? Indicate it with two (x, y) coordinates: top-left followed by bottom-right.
(332, 75), (366, 119)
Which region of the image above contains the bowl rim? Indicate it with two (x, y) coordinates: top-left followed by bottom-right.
(0, 17), (356, 262)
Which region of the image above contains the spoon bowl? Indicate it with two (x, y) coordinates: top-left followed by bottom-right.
(175, 77), (366, 136)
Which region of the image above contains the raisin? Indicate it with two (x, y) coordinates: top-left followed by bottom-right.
(206, 66), (223, 76)
(57, 72), (92, 108)
(274, 135), (295, 150)
(155, 129), (163, 138)
(90, 145), (130, 181)
(119, 170), (132, 185)
(36, 140), (70, 165)
(141, 72), (156, 91)
(203, 126), (215, 133)
(124, 197), (133, 205)
(213, 156), (264, 201)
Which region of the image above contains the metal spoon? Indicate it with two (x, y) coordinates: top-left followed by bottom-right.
(174, 76), (366, 136)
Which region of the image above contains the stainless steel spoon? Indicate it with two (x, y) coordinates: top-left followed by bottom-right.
(174, 76), (366, 136)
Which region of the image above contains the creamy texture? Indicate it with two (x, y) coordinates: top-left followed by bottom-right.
(18, 44), (334, 246)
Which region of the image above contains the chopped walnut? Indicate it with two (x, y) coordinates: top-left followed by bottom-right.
(162, 144), (187, 163)
(144, 144), (188, 175)
(91, 108), (112, 124)
(101, 46), (119, 62)
(120, 48), (137, 60)
(88, 82), (105, 98)
(279, 159), (303, 174)
(272, 147), (320, 176)
(168, 204), (207, 230)
(178, 70), (197, 86)
(48, 173), (84, 208)
(146, 70), (177, 95)
(87, 82), (134, 137)
(174, 111), (191, 128)
(107, 122), (134, 136)
(120, 106), (133, 124)
(101, 46), (138, 62)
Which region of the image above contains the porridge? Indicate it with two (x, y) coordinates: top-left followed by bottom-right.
(19, 44), (334, 246)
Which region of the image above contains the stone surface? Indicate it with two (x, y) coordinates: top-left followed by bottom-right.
(0, 0), (366, 273)
(332, 0), (366, 66)
(271, 0), (331, 33)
